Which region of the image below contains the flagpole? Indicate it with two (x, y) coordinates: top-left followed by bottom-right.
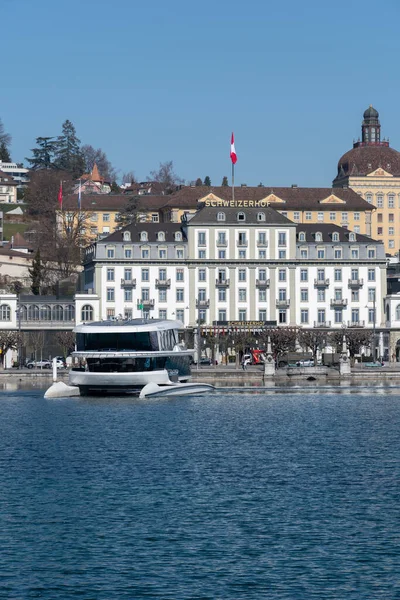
(232, 162), (235, 202)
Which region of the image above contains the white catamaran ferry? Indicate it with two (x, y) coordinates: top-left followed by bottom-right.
(69, 319), (194, 395)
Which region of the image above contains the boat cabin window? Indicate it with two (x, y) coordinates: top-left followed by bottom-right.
(76, 327), (178, 352)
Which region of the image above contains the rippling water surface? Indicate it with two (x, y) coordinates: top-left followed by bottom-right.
(0, 387), (399, 599)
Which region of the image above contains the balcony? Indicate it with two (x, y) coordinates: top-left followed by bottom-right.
(256, 278), (270, 288)
(121, 278), (136, 288)
(314, 278), (330, 288)
(257, 239), (268, 247)
(314, 321), (331, 328)
(330, 298), (348, 307)
(348, 278), (364, 288)
(155, 278), (171, 288)
(216, 240), (228, 247)
(348, 320), (365, 327)
(215, 278), (230, 287)
(276, 299), (290, 308)
(196, 299), (210, 308)
(236, 240), (248, 247)
(137, 299), (155, 310)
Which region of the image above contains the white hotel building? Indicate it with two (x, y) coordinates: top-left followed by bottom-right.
(80, 203), (387, 331)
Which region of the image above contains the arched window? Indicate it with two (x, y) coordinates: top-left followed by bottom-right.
(257, 212), (266, 222)
(140, 231), (148, 241)
(349, 232), (356, 241)
(175, 231), (182, 241)
(0, 304), (11, 321)
(40, 305), (51, 320)
(123, 231), (131, 241)
(298, 232), (305, 241)
(332, 232), (339, 242)
(20, 305), (28, 321)
(217, 212), (226, 221)
(65, 305), (75, 321)
(53, 305), (64, 320)
(366, 193), (372, 204)
(28, 305), (40, 321)
(81, 305), (94, 322)
(237, 212), (246, 221)
(157, 231), (165, 241)
(396, 304), (400, 321)
(315, 232), (322, 242)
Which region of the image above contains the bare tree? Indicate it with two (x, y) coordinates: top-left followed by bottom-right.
(148, 160), (184, 193)
(81, 144), (116, 181)
(122, 171), (136, 185)
(26, 331), (45, 362)
(330, 329), (373, 366)
(259, 327), (297, 363)
(55, 331), (76, 359)
(0, 331), (22, 368)
(298, 329), (328, 365)
(227, 329), (255, 367)
(24, 169), (74, 219)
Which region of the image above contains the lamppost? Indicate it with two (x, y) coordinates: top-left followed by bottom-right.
(17, 294), (22, 369)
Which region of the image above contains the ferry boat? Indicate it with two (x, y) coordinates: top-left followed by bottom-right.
(69, 318), (194, 395)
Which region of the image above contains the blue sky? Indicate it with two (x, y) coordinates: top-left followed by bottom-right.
(3, 0), (400, 186)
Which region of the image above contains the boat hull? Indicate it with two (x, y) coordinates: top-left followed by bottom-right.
(69, 368), (174, 394)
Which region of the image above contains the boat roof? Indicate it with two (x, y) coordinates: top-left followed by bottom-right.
(74, 318), (184, 334)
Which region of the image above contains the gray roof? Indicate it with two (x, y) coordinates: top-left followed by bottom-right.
(187, 205), (294, 226)
(296, 224), (381, 244)
(101, 221), (186, 243)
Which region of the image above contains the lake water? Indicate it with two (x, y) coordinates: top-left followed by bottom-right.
(0, 385), (399, 599)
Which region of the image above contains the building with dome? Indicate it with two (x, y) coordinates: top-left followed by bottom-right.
(333, 105), (400, 255)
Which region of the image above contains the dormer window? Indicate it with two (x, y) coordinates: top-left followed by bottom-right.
(315, 232), (322, 242)
(349, 232), (356, 242)
(237, 212), (246, 222)
(175, 232), (182, 241)
(157, 231), (165, 241)
(123, 231), (131, 241)
(257, 212), (266, 222)
(140, 231), (148, 241)
(217, 212), (226, 221)
(298, 232), (306, 242)
(332, 232), (339, 242)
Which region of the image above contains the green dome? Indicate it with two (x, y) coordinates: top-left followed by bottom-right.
(363, 105), (379, 119)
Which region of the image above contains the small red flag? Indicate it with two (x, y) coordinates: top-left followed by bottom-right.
(230, 132), (237, 164)
(58, 182), (63, 209)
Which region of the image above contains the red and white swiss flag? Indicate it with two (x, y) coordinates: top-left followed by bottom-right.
(230, 132), (237, 164)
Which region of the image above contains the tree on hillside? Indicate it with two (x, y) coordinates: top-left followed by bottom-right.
(81, 144), (116, 181)
(221, 176), (228, 186)
(148, 160), (183, 193)
(26, 137), (58, 170)
(0, 118), (11, 150)
(0, 141), (11, 162)
(55, 120), (85, 177)
(0, 331), (21, 369)
(29, 249), (45, 295)
(195, 178), (203, 186)
(122, 171), (136, 185)
(110, 181), (121, 193)
(298, 329), (328, 365)
(203, 176), (211, 186)
(24, 169), (74, 218)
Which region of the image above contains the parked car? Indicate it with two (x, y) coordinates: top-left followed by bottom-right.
(26, 359), (51, 369)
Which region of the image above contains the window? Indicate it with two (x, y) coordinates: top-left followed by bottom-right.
(300, 269), (308, 282)
(198, 269), (206, 282)
(217, 269), (226, 283)
(176, 269), (184, 281)
(141, 288), (149, 301)
(238, 309), (247, 320)
(159, 310), (167, 320)
(259, 250), (266, 259)
(258, 289), (267, 302)
(239, 250), (247, 259)
(90, 213), (98, 222)
(0, 305), (10, 321)
(354, 226), (360, 233)
(238, 269), (246, 282)
(124, 268), (132, 281)
(257, 212), (266, 222)
(218, 250), (226, 259)
(157, 231), (165, 241)
(198, 250), (206, 259)
(389, 240), (395, 249)
(106, 308), (115, 319)
(351, 309), (360, 323)
(368, 288), (376, 302)
(218, 309), (227, 321)
(332, 232), (339, 242)
(349, 232), (356, 242)
(278, 310), (287, 324)
(368, 247), (376, 259)
(278, 250), (286, 259)
(157, 268), (166, 281)
(300, 288), (308, 302)
(368, 268), (375, 282)
(124, 309), (132, 320)
(140, 232), (148, 241)
(123, 231), (131, 241)
(238, 232), (247, 246)
(389, 214), (394, 223)
(217, 232), (226, 245)
(351, 290), (359, 302)
(107, 246), (115, 258)
(354, 212), (360, 221)
(124, 289), (132, 302)
(317, 247), (325, 259)
(317, 309), (326, 324)
(388, 195), (395, 208)
(176, 248), (184, 259)
(293, 212), (300, 221)
(152, 214), (159, 223)
(317, 289), (325, 302)
(158, 247), (167, 259)
(389, 227), (394, 235)
(218, 288), (226, 302)
(176, 309), (185, 322)
(159, 289), (167, 302)
(278, 232), (287, 246)
(377, 227), (383, 235)
(141, 247), (149, 259)
(281, 212), (288, 218)
(106, 288), (115, 302)
(106, 268), (114, 281)
(334, 288), (342, 300)
(238, 289), (247, 302)
(366, 194), (372, 204)
(377, 214), (383, 223)
(315, 232), (322, 242)
(317, 268), (325, 281)
(341, 212), (348, 222)
(175, 231), (182, 241)
(305, 212), (312, 221)
(334, 268), (342, 282)
(237, 212), (246, 222)
(301, 309), (309, 324)
(298, 232), (305, 241)
(300, 248), (308, 259)
(198, 232), (206, 246)
(351, 248), (359, 259)
(199, 309), (206, 322)
(278, 269), (286, 281)
(368, 308), (375, 324)
(334, 248), (342, 259)
(217, 212), (226, 221)
(317, 212), (323, 222)
(81, 305), (93, 321)
(142, 268), (149, 281)
(258, 232), (267, 245)
(103, 213), (110, 222)
(334, 309), (343, 324)
(259, 310), (267, 321)
(278, 288), (287, 301)
(330, 212), (336, 221)
(124, 247), (132, 258)
(351, 268), (359, 281)
(176, 289), (184, 302)
(377, 195), (383, 208)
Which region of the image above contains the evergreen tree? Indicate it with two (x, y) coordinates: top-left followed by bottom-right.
(0, 118), (11, 150)
(110, 181), (121, 193)
(204, 176), (211, 186)
(28, 249), (44, 295)
(221, 176), (228, 186)
(0, 141), (11, 162)
(195, 178), (203, 186)
(55, 120), (85, 177)
(26, 137), (57, 170)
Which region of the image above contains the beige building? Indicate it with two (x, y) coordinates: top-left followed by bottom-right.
(0, 169), (18, 203)
(333, 105), (400, 255)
